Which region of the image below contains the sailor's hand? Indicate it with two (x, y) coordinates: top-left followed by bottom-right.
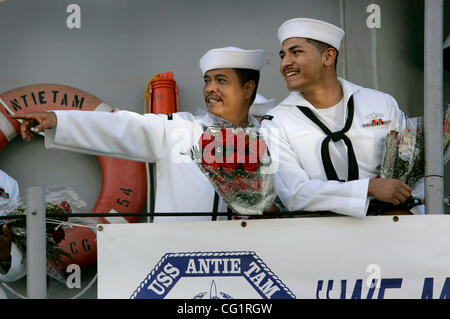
(368, 178), (411, 206)
(11, 112), (57, 142)
(0, 224), (12, 262)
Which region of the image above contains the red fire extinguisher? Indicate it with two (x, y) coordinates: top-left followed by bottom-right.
(144, 71), (179, 114)
(142, 72), (180, 220)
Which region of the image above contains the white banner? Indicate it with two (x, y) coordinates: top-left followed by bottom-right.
(97, 215), (450, 299)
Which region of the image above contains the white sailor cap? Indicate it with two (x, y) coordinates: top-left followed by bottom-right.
(199, 47), (265, 75)
(249, 93), (276, 117)
(277, 18), (345, 51)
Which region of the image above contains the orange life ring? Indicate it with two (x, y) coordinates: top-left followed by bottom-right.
(0, 84), (148, 269)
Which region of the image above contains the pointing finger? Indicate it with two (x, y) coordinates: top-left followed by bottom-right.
(11, 113), (40, 120)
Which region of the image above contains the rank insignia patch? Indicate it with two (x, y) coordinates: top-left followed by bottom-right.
(362, 119), (391, 128)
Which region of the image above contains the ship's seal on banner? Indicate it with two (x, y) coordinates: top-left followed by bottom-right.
(130, 251), (296, 299)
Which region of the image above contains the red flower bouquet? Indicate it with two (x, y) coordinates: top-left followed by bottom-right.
(191, 125), (276, 215)
(0, 186), (88, 283)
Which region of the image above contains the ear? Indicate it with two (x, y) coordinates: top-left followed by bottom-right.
(322, 48), (337, 68)
(243, 80), (256, 99)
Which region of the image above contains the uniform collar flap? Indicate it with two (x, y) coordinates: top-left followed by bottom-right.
(197, 109), (260, 128)
(279, 78), (362, 109)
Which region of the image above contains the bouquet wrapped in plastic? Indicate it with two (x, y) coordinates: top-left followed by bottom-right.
(191, 125), (276, 215)
(0, 186), (89, 282)
(381, 105), (450, 189)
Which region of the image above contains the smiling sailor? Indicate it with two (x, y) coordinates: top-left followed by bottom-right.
(4, 47), (266, 282)
(12, 47), (264, 223)
(261, 18), (421, 218)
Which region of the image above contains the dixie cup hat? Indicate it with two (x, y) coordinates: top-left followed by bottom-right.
(277, 18), (345, 51)
(199, 47), (265, 75)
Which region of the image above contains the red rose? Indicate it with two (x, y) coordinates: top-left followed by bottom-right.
(218, 180), (234, 195)
(58, 201), (72, 213)
(233, 131), (249, 150)
(202, 150), (220, 174)
(199, 132), (215, 150)
(217, 128), (234, 148)
(222, 152), (240, 170)
(203, 161), (220, 174)
(243, 154), (259, 172)
(50, 227), (66, 245)
(201, 134), (217, 164)
(214, 174), (227, 184)
(248, 176), (262, 192)
(221, 167), (234, 176)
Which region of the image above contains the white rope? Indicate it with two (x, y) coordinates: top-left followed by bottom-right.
(0, 282), (26, 299)
(69, 273), (97, 299)
(45, 218), (97, 230)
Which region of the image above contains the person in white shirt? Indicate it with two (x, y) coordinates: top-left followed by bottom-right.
(261, 18), (418, 218)
(249, 93), (276, 123)
(6, 47), (267, 282)
(0, 170), (19, 205)
(0, 170), (26, 282)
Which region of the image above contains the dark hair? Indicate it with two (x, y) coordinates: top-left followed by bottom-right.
(306, 38), (339, 69)
(233, 68), (260, 105)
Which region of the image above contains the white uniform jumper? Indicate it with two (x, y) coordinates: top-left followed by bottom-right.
(0, 170), (26, 282)
(2, 111), (259, 282)
(261, 78), (406, 218)
(44, 110), (260, 222)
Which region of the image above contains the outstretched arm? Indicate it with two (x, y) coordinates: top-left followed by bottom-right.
(11, 112), (57, 142)
(14, 110), (171, 163)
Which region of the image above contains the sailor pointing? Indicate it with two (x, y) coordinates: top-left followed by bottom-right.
(261, 18), (417, 218)
(5, 46), (267, 282)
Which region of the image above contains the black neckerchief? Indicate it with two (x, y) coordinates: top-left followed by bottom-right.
(297, 95), (359, 182)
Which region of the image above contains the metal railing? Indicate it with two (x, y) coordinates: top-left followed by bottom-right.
(0, 186), (341, 299)
(1, 186), (449, 299)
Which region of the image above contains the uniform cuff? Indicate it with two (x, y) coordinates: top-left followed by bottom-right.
(0, 243), (26, 282)
(348, 178), (370, 218)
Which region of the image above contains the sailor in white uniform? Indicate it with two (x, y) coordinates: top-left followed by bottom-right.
(0, 170), (19, 205)
(249, 93), (276, 122)
(0, 170), (26, 283)
(261, 18), (421, 218)
(5, 46), (266, 282)
(14, 46), (264, 222)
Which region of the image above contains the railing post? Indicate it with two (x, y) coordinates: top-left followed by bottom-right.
(424, 0), (444, 214)
(26, 186), (47, 299)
